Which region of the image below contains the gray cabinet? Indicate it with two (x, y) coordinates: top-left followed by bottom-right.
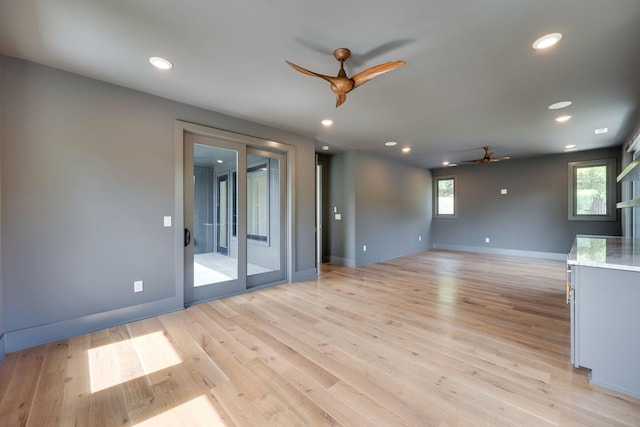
(569, 265), (640, 398)
(567, 235), (640, 398)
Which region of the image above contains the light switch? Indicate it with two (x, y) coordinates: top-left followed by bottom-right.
(334, 206), (338, 213)
(501, 189), (508, 195)
(134, 280), (143, 293)
(163, 216), (172, 227)
(335, 213), (342, 220)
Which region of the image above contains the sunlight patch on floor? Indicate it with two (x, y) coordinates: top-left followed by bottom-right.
(88, 331), (182, 393)
(133, 395), (228, 426)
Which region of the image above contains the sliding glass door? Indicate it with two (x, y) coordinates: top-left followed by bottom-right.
(183, 134), (286, 305)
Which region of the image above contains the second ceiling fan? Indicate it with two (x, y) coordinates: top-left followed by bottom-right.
(462, 146), (510, 164)
(286, 48), (405, 107)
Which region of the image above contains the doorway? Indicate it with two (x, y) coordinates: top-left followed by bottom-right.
(182, 128), (288, 305)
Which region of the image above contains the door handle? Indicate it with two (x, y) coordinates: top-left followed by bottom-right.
(184, 228), (191, 247)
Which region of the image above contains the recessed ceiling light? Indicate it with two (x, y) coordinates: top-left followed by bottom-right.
(385, 141), (398, 147)
(532, 33), (563, 50)
(565, 144), (577, 149)
(321, 119), (333, 127)
(595, 127), (608, 135)
(548, 101), (572, 110)
(321, 145), (330, 151)
(217, 159), (224, 164)
(442, 161), (450, 166)
(149, 56), (173, 70)
(555, 115), (572, 123)
(402, 147), (411, 153)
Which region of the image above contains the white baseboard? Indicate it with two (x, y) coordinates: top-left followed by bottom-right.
(5, 296), (183, 353)
(432, 243), (566, 261)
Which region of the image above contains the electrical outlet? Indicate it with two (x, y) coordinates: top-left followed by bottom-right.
(134, 280), (143, 293)
(363, 245), (367, 252)
(485, 237), (490, 243)
(163, 216), (172, 227)
(501, 188), (508, 195)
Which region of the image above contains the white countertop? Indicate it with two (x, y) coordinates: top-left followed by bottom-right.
(567, 235), (640, 272)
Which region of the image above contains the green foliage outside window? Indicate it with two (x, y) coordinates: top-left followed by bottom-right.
(576, 165), (607, 215)
(437, 178), (455, 215)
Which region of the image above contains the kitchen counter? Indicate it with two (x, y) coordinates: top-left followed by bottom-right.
(567, 234), (640, 272)
(567, 234), (640, 399)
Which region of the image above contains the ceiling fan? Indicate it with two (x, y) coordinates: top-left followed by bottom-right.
(286, 48), (405, 107)
(462, 146), (510, 164)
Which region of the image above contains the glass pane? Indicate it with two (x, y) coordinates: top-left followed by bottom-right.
(437, 178), (455, 215)
(193, 144), (238, 286)
(247, 165), (268, 241)
(218, 177), (228, 249)
(576, 165), (607, 215)
(247, 154), (280, 276)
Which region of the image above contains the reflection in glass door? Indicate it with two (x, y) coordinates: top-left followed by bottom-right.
(246, 149), (286, 288)
(216, 174), (229, 255)
(184, 133), (246, 305)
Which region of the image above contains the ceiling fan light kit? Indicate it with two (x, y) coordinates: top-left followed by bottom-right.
(286, 48), (405, 107)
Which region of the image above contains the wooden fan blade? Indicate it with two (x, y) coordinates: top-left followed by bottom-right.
(352, 61), (406, 88)
(336, 93), (347, 107)
(285, 61), (333, 81)
(490, 157), (510, 162)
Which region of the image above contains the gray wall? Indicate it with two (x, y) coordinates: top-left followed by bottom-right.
(0, 55), (316, 351)
(431, 147), (622, 257)
(328, 151), (432, 267)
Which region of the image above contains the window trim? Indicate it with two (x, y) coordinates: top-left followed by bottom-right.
(567, 158), (616, 221)
(434, 175), (457, 218)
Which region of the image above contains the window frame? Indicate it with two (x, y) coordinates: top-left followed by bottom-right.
(246, 161), (270, 243)
(434, 175), (457, 218)
(567, 158), (616, 221)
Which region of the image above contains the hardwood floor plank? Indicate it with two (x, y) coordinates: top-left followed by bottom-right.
(59, 333), (92, 426)
(25, 341), (70, 427)
(0, 344), (46, 426)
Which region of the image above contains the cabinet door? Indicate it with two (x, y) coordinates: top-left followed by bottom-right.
(574, 265), (640, 396)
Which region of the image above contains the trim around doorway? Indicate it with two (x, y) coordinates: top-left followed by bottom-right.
(174, 120), (296, 307)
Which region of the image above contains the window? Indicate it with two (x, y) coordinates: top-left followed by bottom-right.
(568, 159), (616, 221)
(247, 163), (269, 241)
(435, 176), (456, 217)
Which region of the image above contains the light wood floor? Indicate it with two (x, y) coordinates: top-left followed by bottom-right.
(1, 250), (639, 426)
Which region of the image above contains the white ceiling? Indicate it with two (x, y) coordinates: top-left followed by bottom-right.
(2, 0), (640, 169)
